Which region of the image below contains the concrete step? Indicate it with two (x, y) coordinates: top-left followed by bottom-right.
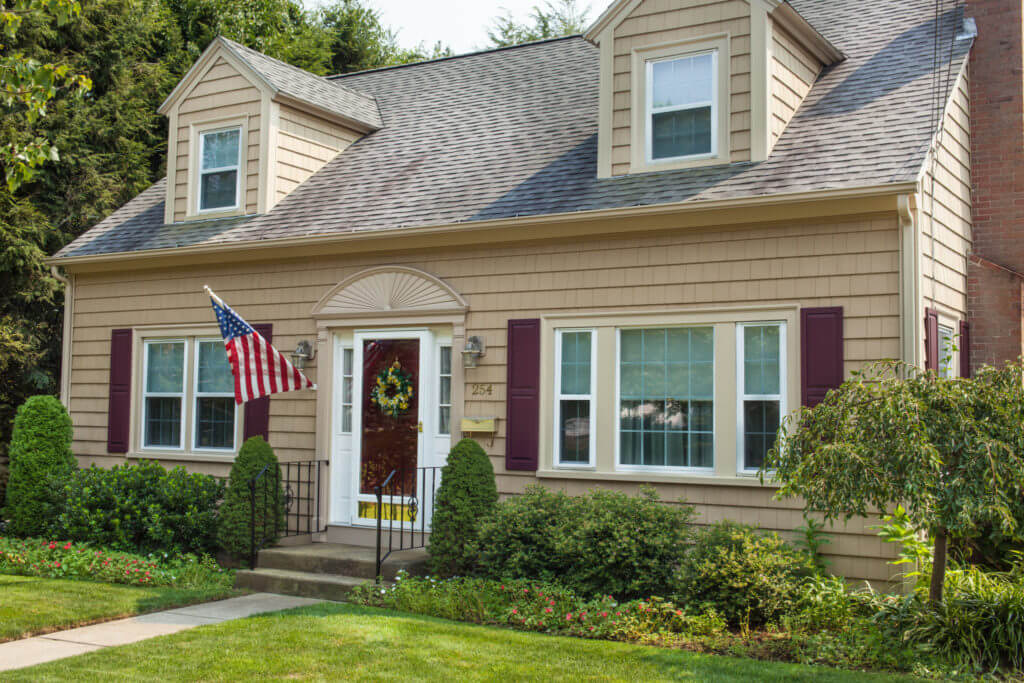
(235, 568), (368, 601)
(256, 543), (428, 581)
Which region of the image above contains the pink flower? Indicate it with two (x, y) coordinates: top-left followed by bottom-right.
(566, 613), (573, 620)
(544, 608), (552, 613)
(511, 608), (518, 615)
(589, 626), (595, 632)
(676, 610), (683, 616)
(601, 612), (608, 617)
(48, 542), (56, 549)
(63, 542), (71, 550)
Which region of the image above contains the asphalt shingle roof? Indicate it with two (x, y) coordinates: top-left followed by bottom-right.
(55, 0), (972, 259)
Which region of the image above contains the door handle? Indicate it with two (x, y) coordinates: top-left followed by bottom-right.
(417, 421), (423, 433)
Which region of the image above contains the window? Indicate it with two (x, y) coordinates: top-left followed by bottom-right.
(555, 330), (595, 466)
(938, 324), (955, 378)
(198, 127), (241, 212)
(738, 323), (785, 472)
(141, 337), (239, 452)
(647, 51), (716, 161)
(618, 327), (713, 469)
(340, 347), (353, 432)
(438, 345), (452, 435)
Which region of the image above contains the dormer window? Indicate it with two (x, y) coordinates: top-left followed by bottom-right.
(647, 51), (716, 161)
(198, 127), (242, 212)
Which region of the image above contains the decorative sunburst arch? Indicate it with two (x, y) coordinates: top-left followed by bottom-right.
(311, 266), (468, 319)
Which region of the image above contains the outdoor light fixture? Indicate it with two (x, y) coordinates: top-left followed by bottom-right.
(461, 336), (486, 368)
(290, 340), (316, 369)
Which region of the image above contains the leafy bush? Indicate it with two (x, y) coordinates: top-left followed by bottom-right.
(217, 436), (284, 561)
(478, 486), (695, 599)
(428, 438), (497, 576)
(0, 535), (233, 590)
(53, 461), (223, 554)
(4, 396), (75, 536)
(674, 521), (817, 626)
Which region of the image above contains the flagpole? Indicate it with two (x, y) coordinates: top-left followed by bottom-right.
(204, 284), (227, 307)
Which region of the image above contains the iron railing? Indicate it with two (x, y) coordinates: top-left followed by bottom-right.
(374, 465), (442, 580)
(247, 459), (327, 568)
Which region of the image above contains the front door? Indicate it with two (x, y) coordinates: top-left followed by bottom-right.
(351, 331), (425, 524)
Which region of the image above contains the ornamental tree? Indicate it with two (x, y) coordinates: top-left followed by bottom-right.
(763, 360), (1024, 602)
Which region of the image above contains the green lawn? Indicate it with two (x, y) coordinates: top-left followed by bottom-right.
(0, 574), (238, 642)
(9, 602), (915, 681)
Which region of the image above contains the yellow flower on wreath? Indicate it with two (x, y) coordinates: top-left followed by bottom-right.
(370, 360), (414, 418)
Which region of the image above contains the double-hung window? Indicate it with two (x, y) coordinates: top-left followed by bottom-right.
(647, 51), (716, 161)
(618, 327), (714, 470)
(555, 330), (595, 466)
(143, 340), (186, 449)
(737, 323), (786, 472)
(193, 340), (236, 450)
(198, 127), (241, 212)
(938, 324), (955, 378)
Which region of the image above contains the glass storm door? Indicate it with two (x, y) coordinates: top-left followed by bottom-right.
(354, 335), (422, 523)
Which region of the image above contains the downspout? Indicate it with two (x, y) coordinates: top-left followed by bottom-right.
(50, 265), (73, 408)
(898, 194), (921, 369)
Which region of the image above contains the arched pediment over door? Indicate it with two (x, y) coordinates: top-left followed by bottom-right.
(311, 266), (468, 321)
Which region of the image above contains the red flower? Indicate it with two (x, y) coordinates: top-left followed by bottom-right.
(63, 542), (71, 550)
(48, 542), (56, 549)
(676, 610), (683, 617)
(511, 608), (517, 615)
(544, 608), (552, 613)
(601, 612), (608, 617)
(566, 613), (573, 620)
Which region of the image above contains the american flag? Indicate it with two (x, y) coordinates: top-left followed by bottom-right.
(206, 287), (314, 404)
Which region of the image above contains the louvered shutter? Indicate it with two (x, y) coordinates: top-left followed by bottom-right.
(800, 307), (844, 407)
(107, 328), (132, 453)
(505, 318), (541, 471)
(924, 308), (939, 371)
(959, 320), (971, 378)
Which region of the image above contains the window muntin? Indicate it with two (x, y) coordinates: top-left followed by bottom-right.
(194, 340), (236, 450)
(341, 347), (353, 433)
(555, 330), (595, 467)
(198, 128), (241, 212)
(618, 327), (714, 470)
(143, 340), (185, 449)
(738, 323), (785, 472)
(938, 324), (955, 378)
(647, 51), (716, 161)
(439, 345), (452, 435)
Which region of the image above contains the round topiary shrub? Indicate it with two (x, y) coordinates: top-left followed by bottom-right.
(674, 520), (818, 626)
(217, 436), (285, 562)
(4, 395), (76, 536)
(428, 438), (497, 576)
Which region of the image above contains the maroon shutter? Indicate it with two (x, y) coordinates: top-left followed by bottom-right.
(959, 320), (971, 378)
(107, 328), (132, 453)
(505, 318), (541, 471)
(243, 323), (273, 443)
(924, 308), (939, 371)
(801, 307), (844, 407)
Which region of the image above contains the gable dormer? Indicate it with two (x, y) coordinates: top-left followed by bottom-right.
(157, 37), (381, 224)
(586, 0), (841, 178)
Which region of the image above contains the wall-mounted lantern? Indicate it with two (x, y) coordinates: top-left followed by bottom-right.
(461, 336), (486, 369)
(290, 340), (316, 369)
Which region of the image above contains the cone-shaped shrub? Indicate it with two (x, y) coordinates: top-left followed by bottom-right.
(4, 395), (76, 536)
(217, 436), (285, 562)
(428, 438), (497, 576)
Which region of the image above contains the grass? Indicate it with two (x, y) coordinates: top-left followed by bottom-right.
(8, 602), (916, 681)
(0, 573), (238, 642)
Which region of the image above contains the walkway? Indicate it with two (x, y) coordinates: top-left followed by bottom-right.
(0, 592), (323, 672)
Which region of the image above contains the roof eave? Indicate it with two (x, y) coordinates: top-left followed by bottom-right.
(770, 2), (844, 65)
(272, 92), (381, 133)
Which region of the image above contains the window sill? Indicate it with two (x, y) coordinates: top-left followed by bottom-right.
(535, 468), (778, 488)
(129, 450), (236, 464)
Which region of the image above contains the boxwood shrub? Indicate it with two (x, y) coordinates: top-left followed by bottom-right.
(218, 436), (285, 561)
(428, 438), (497, 576)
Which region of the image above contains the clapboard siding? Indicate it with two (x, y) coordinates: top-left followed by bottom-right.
(274, 105), (361, 205)
(770, 23), (822, 151)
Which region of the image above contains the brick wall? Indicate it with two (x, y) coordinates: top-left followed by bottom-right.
(966, 0), (1024, 370)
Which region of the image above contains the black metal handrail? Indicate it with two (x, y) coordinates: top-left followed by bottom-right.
(247, 459), (327, 568)
(374, 465), (442, 581)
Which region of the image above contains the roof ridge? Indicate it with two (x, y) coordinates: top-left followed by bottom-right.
(326, 34), (584, 80)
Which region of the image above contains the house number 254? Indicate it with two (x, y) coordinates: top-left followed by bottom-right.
(472, 384), (493, 396)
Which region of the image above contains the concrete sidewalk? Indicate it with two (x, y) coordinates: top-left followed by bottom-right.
(0, 592), (323, 672)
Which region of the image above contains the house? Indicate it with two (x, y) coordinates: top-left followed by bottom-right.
(47, 0), (1018, 586)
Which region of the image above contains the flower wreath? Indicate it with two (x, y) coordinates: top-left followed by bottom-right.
(370, 361), (414, 418)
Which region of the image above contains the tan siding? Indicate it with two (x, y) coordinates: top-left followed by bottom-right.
(611, 0), (751, 175)
(68, 213), (901, 582)
(920, 65), (971, 320)
(171, 56), (264, 222)
(770, 24), (822, 150)
(274, 105), (360, 205)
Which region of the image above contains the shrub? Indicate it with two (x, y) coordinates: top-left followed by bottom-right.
(4, 395), (75, 536)
(53, 461), (223, 554)
(674, 521), (817, 626)
(428, 438), (497, 576)
(477, 485), (695, 600)
(217, 436), (284, 561)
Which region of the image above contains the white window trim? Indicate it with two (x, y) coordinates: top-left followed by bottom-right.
(197, 126), (243, 215)
(613, 325), (716, 475)
(645, 50), (718, 164)
(438, 344), (452, 436)
(736, 321), (787, 475)
(141, 338), (188, 452)
(553, 328), (597, 469)
(191, 337), (240, 453)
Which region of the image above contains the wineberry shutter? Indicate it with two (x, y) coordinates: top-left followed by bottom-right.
(505, 318), (541, 471)
(243, 323), (273, 442)
(959, 320), (971, 378)
(107, 328), (132, 453)
(924, 308), (939, 372)
(800, 307), (844, 407)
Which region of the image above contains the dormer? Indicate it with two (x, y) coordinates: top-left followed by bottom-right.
(157, 37), (382, 224)
(586, 0), (842, 178)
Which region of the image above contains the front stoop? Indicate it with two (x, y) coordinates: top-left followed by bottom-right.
(235, 543), (429, 600)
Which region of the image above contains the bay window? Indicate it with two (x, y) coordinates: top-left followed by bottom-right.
(555, 329), (595, 466)
(737, 322), (786, 472)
